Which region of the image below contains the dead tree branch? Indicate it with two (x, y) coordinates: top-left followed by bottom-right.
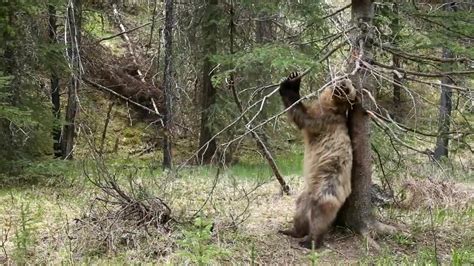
(97, 22), (151, 43)
(111, 3), (146, 82)
(229, 80), (290, 194)
(83, 78), (162, 118)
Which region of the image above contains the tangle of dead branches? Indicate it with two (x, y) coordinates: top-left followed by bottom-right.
(71, 124), (173, 254)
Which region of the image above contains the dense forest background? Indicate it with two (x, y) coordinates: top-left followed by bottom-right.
(0, 0), (472, 264)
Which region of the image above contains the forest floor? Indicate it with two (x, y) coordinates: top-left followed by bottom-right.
(0, 156), (473, 265)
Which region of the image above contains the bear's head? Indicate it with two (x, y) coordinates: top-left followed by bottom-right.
(319, 79), (356, 112)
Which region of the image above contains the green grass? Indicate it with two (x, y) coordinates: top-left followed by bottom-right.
(0, 149), (472, 264)
(228, 152), (302, 180)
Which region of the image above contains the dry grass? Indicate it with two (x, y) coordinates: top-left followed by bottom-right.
(0, 164), (473, 265)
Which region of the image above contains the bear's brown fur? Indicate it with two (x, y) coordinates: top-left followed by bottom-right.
(278, 72), (355, 248)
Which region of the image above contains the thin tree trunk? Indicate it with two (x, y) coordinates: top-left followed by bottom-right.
(228, 1), (289, 194)
(230, 85), (290, 194)
(197, 0), (218, 164)
(336, 0), (376, 234)
(256, 12), (274, 44)
(61, 0), (82, 159)
(48, 4), (62, 158)
(434, 52), (454, 160)
(434, 1), (456, 160)
(391, 3), (402, 121)
(99, 101), (115, 155)
(162, 0), (174, 169)
(112, 2), (145, 82)
(392, 54), (402, 119)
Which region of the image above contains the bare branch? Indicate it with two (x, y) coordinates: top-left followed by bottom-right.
(97, 22), (152, 43)
(229, 78), (290, 194)
(373, 61), (474, 77)
(321, 3), (352, 20)
(83, 78), (162, 117)
(380, 44), (473, 64)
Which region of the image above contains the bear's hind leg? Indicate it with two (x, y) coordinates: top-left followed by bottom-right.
(279, 212), (308, 238)
(279, 193), (309, 238)
(300, 197), (341, 249)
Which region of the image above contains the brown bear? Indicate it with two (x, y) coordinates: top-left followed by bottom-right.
(278, 72), (355, 249)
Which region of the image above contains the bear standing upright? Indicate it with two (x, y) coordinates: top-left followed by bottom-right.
(278, 72), (355, 248)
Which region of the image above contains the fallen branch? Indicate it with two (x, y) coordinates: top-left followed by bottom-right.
(83, 78), (162, 117)
(321, 3), (352, 20)
(112, 3), (146, 82)
(97, 22), (151, 43)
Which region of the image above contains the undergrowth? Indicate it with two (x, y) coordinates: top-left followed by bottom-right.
(0, 151), (472, 264)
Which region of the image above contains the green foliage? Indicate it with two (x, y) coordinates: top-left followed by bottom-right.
(228, 149), (302, 180)
(213, 43), (321, 87)
(0, 76), (31, 126)
(13, 202), (41, 264)
(451, 248), (474, 266)
(0, 1), (65, 177)
(391, 233), (416, 248)
(307, 248), (327, 266)
(177, 217), (229, 265)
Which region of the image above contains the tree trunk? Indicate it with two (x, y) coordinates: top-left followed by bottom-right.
(256, 12), (274, 44)
(48, 4), (62, 158)
(392, 53), (402, 119)
(391, 3), (402, 121)
(112, 1), (145, 82)
(162, 0), (174, 169)
(336, 0), (376, 234)
(434, 51), (454, 160)
(99, 101), (114, 155)
(197, 0), (218, 164)
(61, 0), (82, 159)
(434, 1), (456, 160)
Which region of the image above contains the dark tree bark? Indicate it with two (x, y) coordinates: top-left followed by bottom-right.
(337, 1), (396, 241)
(434, 1), (456, 160)
(48, 4), (62, 158)
(336, 0), (377, 235)
(433, 61), (454, 160)
(99, 101), (114, 155)
(391, 3), (403, 121)
(3, 6), (18, 105)
(197, 0), (218, 164)
(392, 53), (402, 119)
(61, 0), (82, 159)
(256, 12), (274, 44)
(162, 0), (175, 169)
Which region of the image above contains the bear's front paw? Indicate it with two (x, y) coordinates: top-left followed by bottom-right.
(279, 72), (301, 98)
